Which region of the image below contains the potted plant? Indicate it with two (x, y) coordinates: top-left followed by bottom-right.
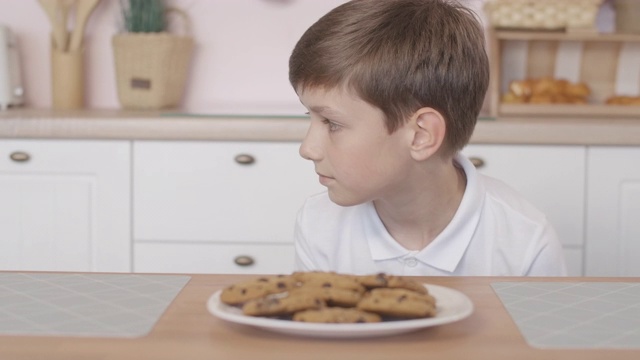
(112, 0), (194, 110)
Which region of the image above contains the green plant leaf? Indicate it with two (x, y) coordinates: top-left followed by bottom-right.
(121, 0), (166, 33)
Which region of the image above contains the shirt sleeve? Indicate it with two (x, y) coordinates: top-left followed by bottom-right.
(523, 222), (568, 276)
(293, 202), (317, 272)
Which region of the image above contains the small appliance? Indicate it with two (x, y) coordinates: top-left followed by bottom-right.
(0, 25), (24, 110)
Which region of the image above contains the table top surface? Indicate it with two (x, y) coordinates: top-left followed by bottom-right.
(1, 274), (639, 360)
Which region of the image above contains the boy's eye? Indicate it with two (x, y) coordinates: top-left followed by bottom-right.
(322, 119), (341, 132)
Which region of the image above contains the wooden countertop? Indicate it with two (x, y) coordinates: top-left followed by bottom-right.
(1, 274), (638, 360)
(1, 108), (640, 145)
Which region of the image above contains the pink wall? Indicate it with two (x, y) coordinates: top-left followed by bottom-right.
(1, 0), (490, 113)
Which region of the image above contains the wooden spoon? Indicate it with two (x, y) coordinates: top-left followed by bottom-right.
(69, 0), (100, 52)
(57, 0), (76, 51)
(38, 0), (67, 51)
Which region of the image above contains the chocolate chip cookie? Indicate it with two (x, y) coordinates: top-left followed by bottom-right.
(357, 287), (436, 318)
(355, 273), (428, 294)
(242, 292), (325, 317)
(293, 307), (382, 323)
(289, 286), (364, 307)
(220, 275), (298, 305)
(292, 271), (366, 293)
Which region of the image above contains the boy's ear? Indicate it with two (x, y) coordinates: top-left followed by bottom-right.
(408, 107), (445, 161)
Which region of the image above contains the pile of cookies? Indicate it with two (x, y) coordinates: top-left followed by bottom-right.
(502, 77), (591, 104)
(606, 95), (640, 106)
(219, 272), (436, 323)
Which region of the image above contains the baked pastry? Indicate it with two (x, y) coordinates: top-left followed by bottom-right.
(220, 274), (298, 305)
(220, 271), (438, 322)
(366, 287), (436, 305)
(503, 77), (591, 104)
(355, 273), (428, 294)
(293, 307), (382, 323)
(288, 286), (363, 307)
(606, 95), (640, 106)
(357, 288), (436, 318)
(242, 292), (324, 317)
(292, 271), (366, 293)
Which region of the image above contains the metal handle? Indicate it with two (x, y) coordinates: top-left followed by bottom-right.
(234, 154), (255, 165)
(9, 151), (30, 163)
(468, 156), (485, 168)
(234, 255), (255, 267)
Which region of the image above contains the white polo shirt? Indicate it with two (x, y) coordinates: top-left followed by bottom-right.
(293, 154), (567, 276)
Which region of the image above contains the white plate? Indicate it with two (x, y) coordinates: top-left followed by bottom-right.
(207, 284), (473, 338)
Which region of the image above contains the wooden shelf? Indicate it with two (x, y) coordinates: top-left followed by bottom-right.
(494, 30), (640, 43)
(499, 104), (640, 118)
(488, 30), (640, 118)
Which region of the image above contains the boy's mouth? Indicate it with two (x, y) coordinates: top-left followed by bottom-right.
(317, 173), (333, 185)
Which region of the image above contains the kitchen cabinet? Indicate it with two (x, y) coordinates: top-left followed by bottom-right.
(134, 141), (587, 275)
(134, 242), (294, 275)
(132, 140), (323, 274)
(4, 115), (638, 276)
(585, 146), (640, 276)
(0, 139), (131, 272)
(462, 144), (586, 276)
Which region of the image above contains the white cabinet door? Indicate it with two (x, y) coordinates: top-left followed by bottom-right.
(0, 140), (131, 272)
(134, 141), (323, 243)
(134, 242), (294, 274)
(133, 140), (323, 273)
(462, 144), (586, 276)
(586, 147), (640, 276)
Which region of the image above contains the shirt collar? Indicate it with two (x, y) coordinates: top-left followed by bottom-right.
(367, 154), (485, 272)
(365, 202), (411, 261)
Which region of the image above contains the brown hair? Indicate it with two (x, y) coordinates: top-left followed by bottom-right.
(289, 0), (489, 155)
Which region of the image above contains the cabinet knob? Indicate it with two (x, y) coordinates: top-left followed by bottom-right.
(234, 154), (255, 165)
(468, 156), (485, 168)
(234, 255), (255, 267)
(9, 151), (30, 163)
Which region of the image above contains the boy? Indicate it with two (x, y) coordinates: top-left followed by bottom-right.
(289, 0), (567, 276)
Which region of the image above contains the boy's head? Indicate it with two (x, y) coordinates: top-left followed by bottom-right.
(289, 0), (489, 156)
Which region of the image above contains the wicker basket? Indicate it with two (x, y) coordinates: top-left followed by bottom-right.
(484, 0), (603, 31)
(112, 33), (193, 109)
(615, 0), (640, 34)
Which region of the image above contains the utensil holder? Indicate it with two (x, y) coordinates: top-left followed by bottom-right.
(51, 47), (84, 109)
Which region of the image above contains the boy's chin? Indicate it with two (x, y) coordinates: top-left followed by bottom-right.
(327, 191), (365, 208)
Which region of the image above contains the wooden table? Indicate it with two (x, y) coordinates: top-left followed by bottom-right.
(1, 275), (638, 360)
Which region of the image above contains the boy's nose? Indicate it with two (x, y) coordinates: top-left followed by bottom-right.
(299, 125), (321, 161)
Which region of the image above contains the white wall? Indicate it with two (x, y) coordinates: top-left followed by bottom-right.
(1, 0), (486, 113)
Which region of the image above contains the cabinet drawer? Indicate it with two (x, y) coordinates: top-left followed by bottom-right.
(134, 141), (322, 243)
(0, 139), (131, 272)
(462, 144), (586, 247)
(134, 242), (294, 274)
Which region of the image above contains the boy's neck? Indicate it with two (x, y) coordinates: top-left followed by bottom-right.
(373, 157), (467, 251)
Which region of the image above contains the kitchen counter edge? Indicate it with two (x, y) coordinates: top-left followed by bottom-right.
(1, 109), (640, 146)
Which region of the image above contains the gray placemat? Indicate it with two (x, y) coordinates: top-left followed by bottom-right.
(0, 273), (190, 338)
(492, 282), (640, 349)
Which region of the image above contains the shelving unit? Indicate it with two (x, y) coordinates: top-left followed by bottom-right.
(488, 30), (640, 118)
(493, 31), (640, 42)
